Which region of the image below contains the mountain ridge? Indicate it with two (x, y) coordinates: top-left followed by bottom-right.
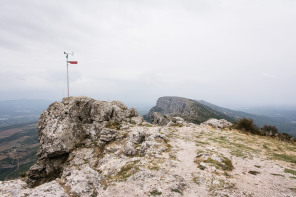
(145, 96), (296, 137)
(144, 96), (234, 124)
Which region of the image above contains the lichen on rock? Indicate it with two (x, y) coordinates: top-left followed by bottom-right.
(201, 118), (233, 129)
(26, 96), (138, 187)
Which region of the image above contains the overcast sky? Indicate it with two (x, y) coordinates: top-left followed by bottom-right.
(0, 0), (295, 108)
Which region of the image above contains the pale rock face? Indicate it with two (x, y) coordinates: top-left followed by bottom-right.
(201, 118), (233, 129)
(154, 96), (195, 116)
(62, 165), (100, 197)
(26, 96), (138, 187)
(130, 116), (144, 125)
(123, 127), (167, 156)
(171, 117), (184, 123)
(99, 128), (117, 143)
(141, 121), (152, 126)
(167, 116), (187, 127)
(0, 179), (68, 197)
(37, 97), (136, 159)
(29, 180), (68, 197)
(0, 179), (27, 197)
(150, 113), (189, 127)
(151, 112), (169, 126)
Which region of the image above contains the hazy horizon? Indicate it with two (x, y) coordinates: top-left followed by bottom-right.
(1, 97), (296, 111)
(1, 0), (295, 109)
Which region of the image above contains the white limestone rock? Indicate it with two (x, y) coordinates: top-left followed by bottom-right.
(0, 179), (68, 197)
(100, 128), (117, 143)
(151, 112), (169, 126)
(201, 118), (233, 129)
(27, 96), (139, 187)
(131, 116), (144, 125)
(61, 165), (101, 197)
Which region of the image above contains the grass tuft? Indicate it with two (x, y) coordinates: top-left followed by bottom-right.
(271, 173), (284, 177)
(273, 153), (296, 164)
(171, 188), (182, 194)
(114, 160), (139, 181)
(150, 190), (162, 196)
(284, 168), (296, 176)
(248, 171), (260, 175)
(204, 157), (234, 171)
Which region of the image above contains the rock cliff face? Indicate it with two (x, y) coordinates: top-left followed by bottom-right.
(27, 96), (138, 187)
(145, 96), (230, 124)
(1, 96), (296, 197)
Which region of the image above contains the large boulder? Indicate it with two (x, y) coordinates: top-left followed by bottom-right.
(151, 112), (169, 126)
(27, 96), (138, 187)
(201, 118), (233, 129)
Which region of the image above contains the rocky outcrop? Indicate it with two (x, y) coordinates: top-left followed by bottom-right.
(201, 118), (233, 129)
(145, 96), (228, 124)
(21, 96), (171, 196)
(123, 127), (168, 156)
(151, 112), (169, 126)
(27, 96), (138, 187)
(151, 112), (195, 127)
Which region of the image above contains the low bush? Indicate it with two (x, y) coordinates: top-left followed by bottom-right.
(234, 118), (260, 135)
(261, 125), (278, 137)
(234, 119), (295, 143)
(278, 133), (293, 142)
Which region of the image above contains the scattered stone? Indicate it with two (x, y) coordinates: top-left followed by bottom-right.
(201, 118), (233, 129)
(131, 116), (144, 125)
(61, 165), (101, 196)
(151, 112), (169, 126)
(100, 128), (117, 142)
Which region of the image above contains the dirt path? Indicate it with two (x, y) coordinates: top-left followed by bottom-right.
(165, 127), (209, 196)
(175, 138), (197, 175)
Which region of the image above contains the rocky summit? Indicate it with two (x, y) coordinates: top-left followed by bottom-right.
(1, 96), (296, 197)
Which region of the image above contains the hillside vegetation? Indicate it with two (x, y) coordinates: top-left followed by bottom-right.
(0, 124), (38, 181)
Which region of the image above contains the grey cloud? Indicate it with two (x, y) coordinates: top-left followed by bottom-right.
(0, 0), (295, 108)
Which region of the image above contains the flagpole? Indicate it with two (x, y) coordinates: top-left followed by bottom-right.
(64, 51), (77, 98)
(66, 54), (69, 97)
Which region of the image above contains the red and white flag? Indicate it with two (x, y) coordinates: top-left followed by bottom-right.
(68, 61), (78, 64)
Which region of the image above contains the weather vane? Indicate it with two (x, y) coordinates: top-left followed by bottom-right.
(64, 51), (78, 97)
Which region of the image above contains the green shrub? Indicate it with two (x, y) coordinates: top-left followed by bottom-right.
(261, 125), (294, 142)
(278, 133), (293, 142)
(261, 125), (278, 136)
(235, 118), (260, 135)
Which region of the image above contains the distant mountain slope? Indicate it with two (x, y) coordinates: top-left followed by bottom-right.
(144, 96), (235, 124)
(196, 100), (276, 125)
(239, 107), (296, 122)
(145, 96), (296, 137)
(197, 100), (296, 137)
(0, 99), (52, 128)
